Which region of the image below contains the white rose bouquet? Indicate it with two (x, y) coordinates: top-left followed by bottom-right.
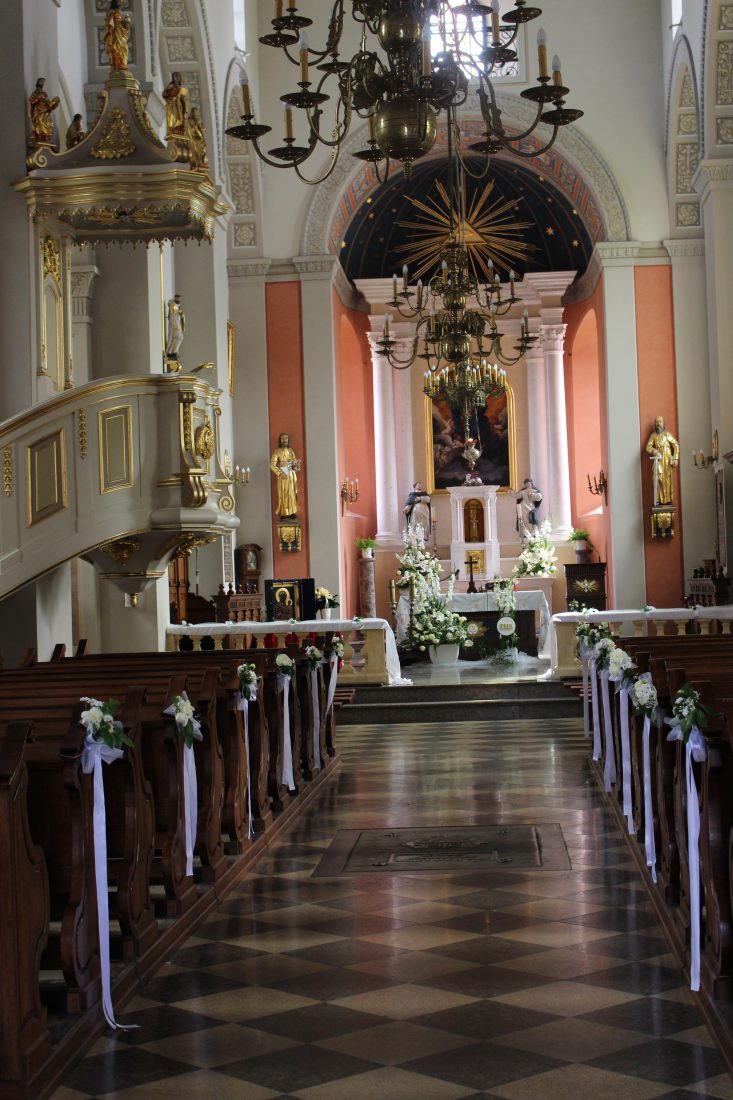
(166, 692), (203, 748)
(608, 646), (636, 688)
(275, 652), (295, 678)
(665, 683), (717, 747)
(629, 675), (658, 719)
(80, 696), (131, 750)
(592, 636), (616, 671)
(305, 645), (324, 670)
(237, 662), (258, 701)
(513, 519), (557, 578)
(407, 595), (472, 651)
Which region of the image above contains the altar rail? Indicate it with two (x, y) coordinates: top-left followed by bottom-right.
(166, 618), (399, 685)
(552, 606), (733, 678)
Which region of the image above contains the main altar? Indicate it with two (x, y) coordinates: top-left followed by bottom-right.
(395, 588), (551, 657)
(447, 485), (500, 583)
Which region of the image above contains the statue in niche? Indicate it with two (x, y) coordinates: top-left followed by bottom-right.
(516, 478), (543, 546)
(186, 107), (208, 170)
(165, 294), (185, 364)
(270, 432), (301, 519)
(645, 416), (679, 506)
(65, 114), (85, 149)
(104, 0), (131, 71)
(28, 78), (59, 147)
(403, 482), (432, 538)
(164, 72), (189, 139)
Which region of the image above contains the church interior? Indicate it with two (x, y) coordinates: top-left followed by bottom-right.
(3, 1), (733, 1097)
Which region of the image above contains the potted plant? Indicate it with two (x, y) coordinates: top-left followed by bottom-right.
(568, 527), (594, 564)
(356, 536), (377, 559)
(315, 587), (339, 620)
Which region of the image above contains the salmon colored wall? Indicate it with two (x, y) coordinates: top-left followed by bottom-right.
(265, 281), (310, 578)
(333, 290), (377, 618)
(634, 265), (684, 608)
(563, 277), (613, 601)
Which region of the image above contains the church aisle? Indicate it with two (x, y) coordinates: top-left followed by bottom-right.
(52, 719), (732, 1100)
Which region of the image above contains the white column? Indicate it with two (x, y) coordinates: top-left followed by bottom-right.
(597, 245), (646, 609)
(664, 239), (716, 574)
(392, 360), (415, 505)
(368, 334), (402, 543)
(541, 323), (572, 539)
(524, 342), (550, 510)
(70, 262), (100, 387)
(295, 256), (342, 593)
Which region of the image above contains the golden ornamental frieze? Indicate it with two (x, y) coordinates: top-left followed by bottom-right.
(3, 447), (13, 496)
(42, 235), (61, 283)
(99, 537), (141, 566)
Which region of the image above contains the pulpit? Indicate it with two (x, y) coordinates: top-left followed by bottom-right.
(448, 485), (500, 584)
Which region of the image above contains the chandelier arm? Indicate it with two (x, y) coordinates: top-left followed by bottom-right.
(293, 138), (342, 185)
(501, 127), (561, 157)
(248, 136), (314, 169)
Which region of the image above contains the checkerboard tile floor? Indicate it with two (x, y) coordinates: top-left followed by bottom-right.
(51, 719), (733, 1099)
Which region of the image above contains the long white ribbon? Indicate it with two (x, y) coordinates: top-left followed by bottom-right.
(642, 714), (657, 883)
(600, 669), (617, 792)
(590, 657), (601, 761)
(619, 685), (634, 833)
(236, 683), (257, 839)
(668, 725), (706, 991)
(163, 692), (202, 877)
(309, 667), (322, 771)
(326, 651), (339, 716)
(80, 735), (136, 1031)
(580, 641), (590, 739)
(277, 672), (296, 791)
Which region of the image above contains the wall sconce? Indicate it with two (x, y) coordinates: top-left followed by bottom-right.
(693, 429), (718, 469)
(340, 477), (359, 515)
(234, 464), (251, 485)
(587, 469), (608, 506)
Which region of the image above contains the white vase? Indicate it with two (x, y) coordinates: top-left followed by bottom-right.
(322, 606), (332, 620)
(429, 643), (460, 665)
(361, 548), (374, 559)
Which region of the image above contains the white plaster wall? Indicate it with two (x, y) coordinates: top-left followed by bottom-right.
(36, 562), (74, 661)
(58, 0), (88, 128)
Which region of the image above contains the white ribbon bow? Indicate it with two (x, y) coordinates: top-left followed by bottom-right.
(163, 692), (202, 877)
(667, 723), (706, 991)
(277, 672), (296, 791)
(308, 667), (322, 771)
(236, 683), (258, 838)
(80, 733), (136, 1031)
(600, 669), (617, 793)
(589, 656), (601, 761)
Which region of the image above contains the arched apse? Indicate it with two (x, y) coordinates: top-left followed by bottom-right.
(301, 90), (631, 259)
(223, 57), (263, 253)
(666, 41), (703, 234)
(702, 0), (733, 156)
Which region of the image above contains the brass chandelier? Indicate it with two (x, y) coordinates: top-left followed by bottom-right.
(226, 0), (583, 183)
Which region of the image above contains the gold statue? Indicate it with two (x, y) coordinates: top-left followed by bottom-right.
(65, 113), (85, 149)
(186, 107), (208, 170)
(104, 0), (131, 71)
(163, 72), (188, 138)
(28, 78), (59, 146)
(645, 416), (680, 506)
(270, 432), (301, 519)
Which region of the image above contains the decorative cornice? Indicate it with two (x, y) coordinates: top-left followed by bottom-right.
(694, 158), (733, 201)
(663, 238), (706, 258)
(539, 324), (567, 352)
(293, 254), (338, 278)
(227, 258), (272, 281)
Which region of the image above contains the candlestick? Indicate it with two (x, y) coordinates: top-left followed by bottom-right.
(241, 70), (252, 115)
(552, 54), (563, 86)
(368, 112), (376, 141)
(421, 21), (431, 76)
(275, 0), (283, 18)
(299, 31), (309, 83)
(490, 0), (500, 46)
(285, 106), (293, 140)
(537, 27), (548, 79)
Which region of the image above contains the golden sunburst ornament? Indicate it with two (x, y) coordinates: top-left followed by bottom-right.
(394, 177), (534, 282)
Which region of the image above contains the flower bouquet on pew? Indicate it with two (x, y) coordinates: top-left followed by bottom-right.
(165, 693), (203, 748)
(80, 696), (132, 750)
(629, 675), (658, 719)
(275, 652), (295, 679)
(608, 646), (637, 691)
(665, 683), (717, 751)
(592, 635), (616, 671)
(237, 662), (258, 701)
(304, 645), (324, 669)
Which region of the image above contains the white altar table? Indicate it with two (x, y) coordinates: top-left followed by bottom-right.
(166, 617), (405, 685)
(396, 590), (551, 656)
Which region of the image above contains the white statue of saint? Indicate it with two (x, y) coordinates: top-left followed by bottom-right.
(516, 478), (543, 546)
(165, 294), (185, 361)
(403, 481), (432, 538)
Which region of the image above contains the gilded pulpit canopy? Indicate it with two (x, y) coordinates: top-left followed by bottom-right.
(645, 416), (679, 506)
(270, 433), (301, 519)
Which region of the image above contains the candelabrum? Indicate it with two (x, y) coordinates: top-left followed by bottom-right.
(424, 358), (506, 439)
(226, 0), (582, 184)
(587, 469), (608, 506)
(233, 464), (251, 485)
(340, 477), (360, 514)
(693, 430), (719, 469)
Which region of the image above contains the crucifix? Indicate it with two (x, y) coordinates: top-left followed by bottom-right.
(465, 556), (478, 594)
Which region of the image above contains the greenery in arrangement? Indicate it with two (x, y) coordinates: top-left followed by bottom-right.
(315, 586), (339, 609)
(80, 696), (132, 750)
(665, 683), (717, 745)
(356, 536), (377, 550)
(568, 527), (594, 548)
(513, 519), (557, 577)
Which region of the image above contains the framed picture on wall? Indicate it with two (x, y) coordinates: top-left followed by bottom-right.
(424, 383), (517, 493)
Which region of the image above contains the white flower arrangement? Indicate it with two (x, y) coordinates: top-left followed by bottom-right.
(665, 683), (717, 745)
(608, 646), (636, 688)
(275, 652), (295, 677)
(592, 635), (616, 670)
(513, 519), (557, 578)
(315, 587), (339, 610)
(305, 644), (324, 669)
(493, 577), (516, 618)
(237, 662), (258, 701)
(396, 526), (443, 609)
(166, 692), (203, 748)
(408, 595), (473, 651)
(80, 696), (131, 750)
(629, 676), (658, 718)
(330, 638), (344, 659)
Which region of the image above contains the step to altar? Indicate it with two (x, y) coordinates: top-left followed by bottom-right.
(339, 675), (581, 725)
